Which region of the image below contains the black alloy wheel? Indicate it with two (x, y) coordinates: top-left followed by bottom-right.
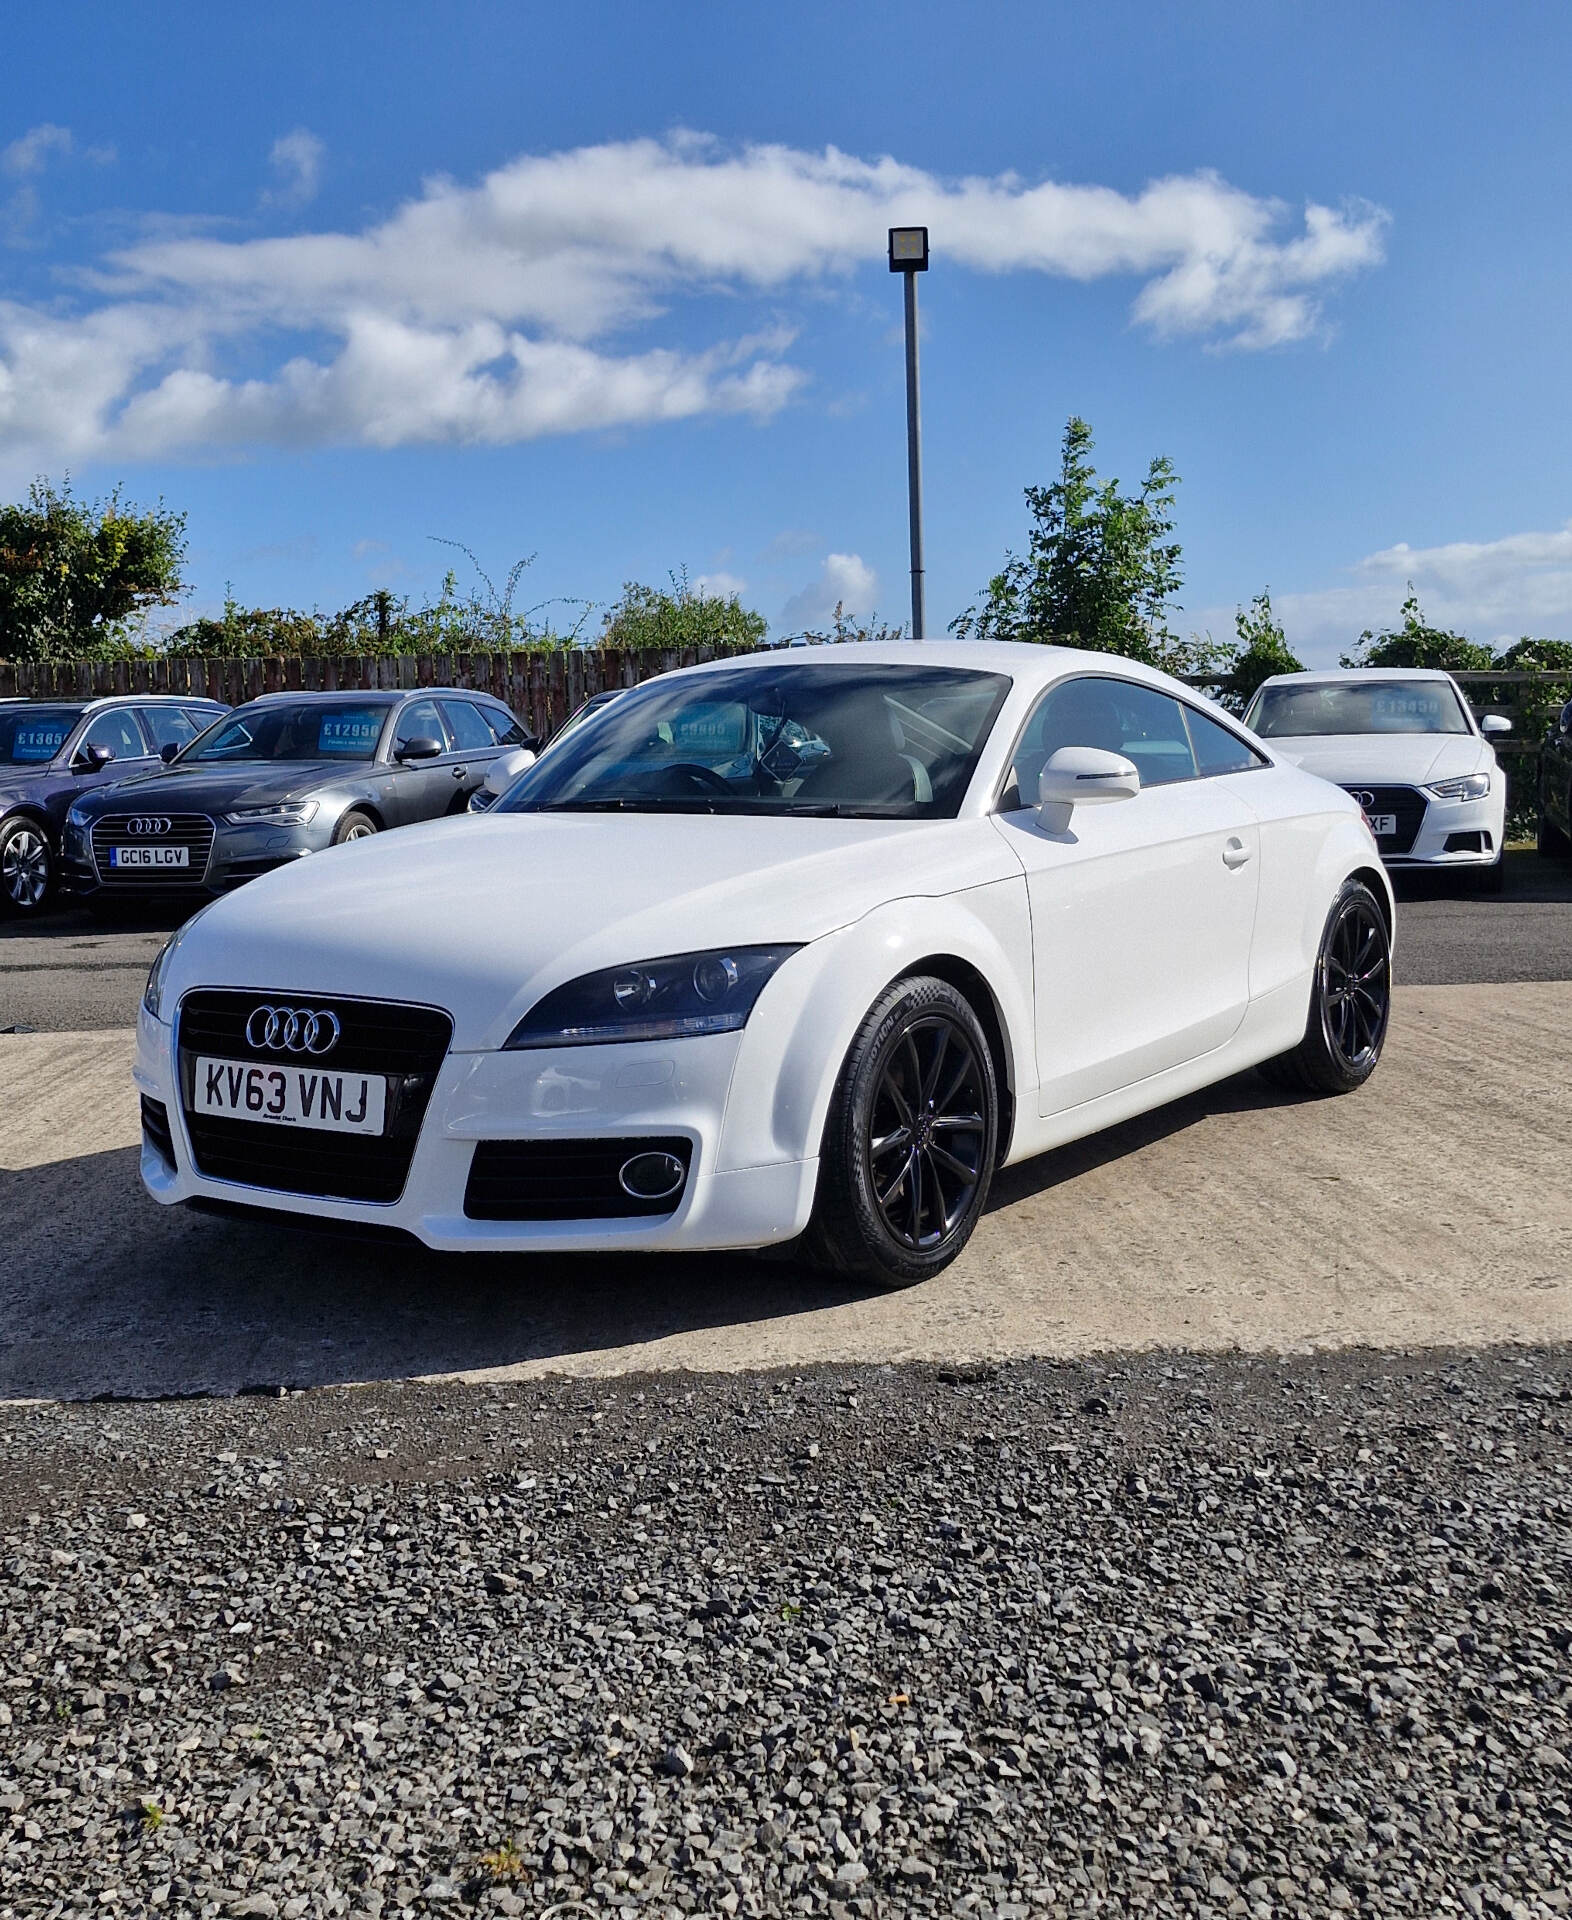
(0, 817), (52, 914)
(1261, 878), (1392, 1096)
(804, 975), (999, 1288)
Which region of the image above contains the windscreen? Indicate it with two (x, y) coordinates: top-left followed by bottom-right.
(499, 664), (1012, 818)
(183, 702), (388, 763)
(0, 706), (82, 766)
(1246, 680), (1471, 738)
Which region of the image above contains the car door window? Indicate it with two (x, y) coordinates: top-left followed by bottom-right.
(439, 699), (500, 751)
(137, 706), (202, 753)
(1003, 676), (1197, 807)
(80, 708), (150, 762)
(481, 705), (531, 745)
(1183, 704), (1266, 777)
(393, 700), (448, 753)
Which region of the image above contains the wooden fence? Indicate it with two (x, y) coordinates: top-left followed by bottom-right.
(0, 645), (751, 742)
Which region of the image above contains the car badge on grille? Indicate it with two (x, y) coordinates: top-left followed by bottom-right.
(125, 816), (172, 835)
(1348, 790), (1377, 809)
(244, 1005), (342, 1055)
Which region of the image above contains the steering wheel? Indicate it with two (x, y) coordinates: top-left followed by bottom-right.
(661, 763), (734, 797)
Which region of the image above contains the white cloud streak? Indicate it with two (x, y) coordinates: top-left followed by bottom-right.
(0, 132), (1388, 468)
(262, 129), (325, 210)
(781, 552), (879, 630)
(1195, 520), (1572, 668)
(2, 124), (73, 178)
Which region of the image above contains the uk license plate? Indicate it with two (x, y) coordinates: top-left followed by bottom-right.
(110, 845), (189, 869)
(192, 1057), (387, 1135)
(1369, 813), (1398, 837)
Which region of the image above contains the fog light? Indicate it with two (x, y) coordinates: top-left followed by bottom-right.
(618, 1151), (687, 1202)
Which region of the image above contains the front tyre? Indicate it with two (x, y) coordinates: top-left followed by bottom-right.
(332, 809), (378, 845)
(0, 816), (52, 914)
(805, 975), (998, 1289)
(1261, 878), (1391, 1096)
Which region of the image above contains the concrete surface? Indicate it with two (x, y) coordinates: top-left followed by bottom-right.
(3, 979), (1568, 1401)
(2, 852), (1569, 1032)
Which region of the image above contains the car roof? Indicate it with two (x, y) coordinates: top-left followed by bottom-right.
(237, 686), (504, 707)
(654, 638), (1211, 703)
(1252, 668), (1461, 689)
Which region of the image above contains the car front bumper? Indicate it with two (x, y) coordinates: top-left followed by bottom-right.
(61, 814), (337, 898)
(133, 1002), (819, 1253)
(1368, 787), (1506, 869)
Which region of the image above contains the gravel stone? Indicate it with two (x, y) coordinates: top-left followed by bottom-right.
(1, 1348), (1570, 1917)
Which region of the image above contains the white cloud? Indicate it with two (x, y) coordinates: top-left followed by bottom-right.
(262, 129), (325, 211)
(693, 570), (747, 598)
(0, 132), (1387, 469)
(781, 552), (879, 630)
(2, 124), (72, 178)
(1194, 519), (1572, 669)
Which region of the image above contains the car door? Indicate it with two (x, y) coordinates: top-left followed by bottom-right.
(990, 675), (1262, 1117)
(385, 698), (455, 825)
(134, 703), (208, 764)
(59, 706), (162, 823)
(437, 697), (507, 806)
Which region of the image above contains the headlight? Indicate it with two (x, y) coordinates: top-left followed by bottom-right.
(67, 802), (91, 829)
(141, 906), (214, 1022)
(1426, 773), (1491, 801)
(223, 801), (319, 825)
(504, 945), (801, 1049)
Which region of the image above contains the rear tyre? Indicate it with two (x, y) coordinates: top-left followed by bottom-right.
(0, 816), (53, 915)
(1260, 878), (1391, 1097)
(332, 809), (378, 845)
(1540, 795), (1571, 859)
(802, 975), (998, 1289)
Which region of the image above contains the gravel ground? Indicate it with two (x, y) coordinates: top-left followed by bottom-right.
(3, 1349), (1570, 1918)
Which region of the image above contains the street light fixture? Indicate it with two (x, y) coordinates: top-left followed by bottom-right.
(889, 225), (928, 638)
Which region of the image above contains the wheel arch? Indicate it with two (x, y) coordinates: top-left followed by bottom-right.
(1348, 863), (1394, 939)
(1, 801), (55, 841)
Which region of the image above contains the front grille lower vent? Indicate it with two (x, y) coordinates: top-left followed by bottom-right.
(92, 814), (215, 884)
(176, 989), (452, 1204)
(1341, 785), (1427, 855)
(465, 1136), (694, 1221)
(140, 1095), (175, 1170)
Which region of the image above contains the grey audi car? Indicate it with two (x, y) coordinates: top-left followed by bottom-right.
(0, 694), (227, 914)
(61, 688), (535, 908)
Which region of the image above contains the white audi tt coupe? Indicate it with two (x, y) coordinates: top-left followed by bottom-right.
(1243, 668), (1511, 891)
(136, 643), (1394, 1287)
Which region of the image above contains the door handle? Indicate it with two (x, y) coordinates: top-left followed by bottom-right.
(1222, 837), (1252, 869)
(451, 765), (467, 780)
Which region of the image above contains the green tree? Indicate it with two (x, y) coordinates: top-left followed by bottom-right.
(598, 570), (767, 652)
(1341, 591), (1493, 671)
(0, 478), (187, 660)
(1229, 588), (1304, 699)
(951, 416), (1194, 667)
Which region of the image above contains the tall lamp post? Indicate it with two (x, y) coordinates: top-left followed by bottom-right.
(888, 225), (929, 639)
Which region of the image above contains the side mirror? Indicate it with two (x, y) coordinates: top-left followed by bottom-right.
(159, 741), (182, 763)
(73, 743), (115, 772)
(1480, 713), (1511, 736)
(394, 735), (443, 761)
(1036, 746), (1140, 825)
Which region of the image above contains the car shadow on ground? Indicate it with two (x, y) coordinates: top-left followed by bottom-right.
(0, 1065), (1315, 1403)
(1389, 846), (1572, 904)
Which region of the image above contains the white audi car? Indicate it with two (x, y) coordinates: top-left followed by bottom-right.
(136, 643), (1394, 1287)
(1242, 668), (1510, 891)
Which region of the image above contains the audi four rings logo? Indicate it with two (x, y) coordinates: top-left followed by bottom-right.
(125, 816), (172, 835)
(1350, 790), (1376, 808)
(245, 1005), (342, 1055)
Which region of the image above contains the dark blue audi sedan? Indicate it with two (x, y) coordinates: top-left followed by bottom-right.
(60, 687), (535, 910)
(0, 695), (227, 915)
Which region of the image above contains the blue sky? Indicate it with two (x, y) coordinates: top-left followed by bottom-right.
(3, 0), (1570, 663)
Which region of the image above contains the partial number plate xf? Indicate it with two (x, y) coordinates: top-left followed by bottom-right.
(192, 1056), (387, 1136)
(109, 845), (189, 869)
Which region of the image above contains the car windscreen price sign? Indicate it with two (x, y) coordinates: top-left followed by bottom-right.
(318, 711), (383, 757)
